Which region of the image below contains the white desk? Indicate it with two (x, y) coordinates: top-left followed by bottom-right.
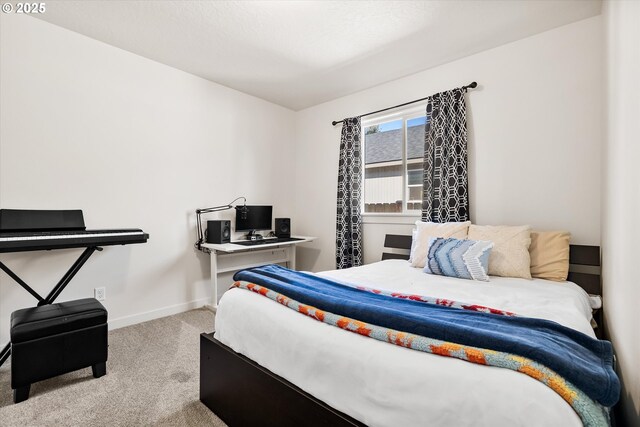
(202, 236), (316, 309)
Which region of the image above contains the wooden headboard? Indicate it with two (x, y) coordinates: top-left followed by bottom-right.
(382, 234), (602, 296)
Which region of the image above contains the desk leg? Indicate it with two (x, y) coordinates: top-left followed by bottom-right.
(288, 245), (297, 270)
(210, 250), (218, 309)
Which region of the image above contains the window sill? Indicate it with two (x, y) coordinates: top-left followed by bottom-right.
(362, 214), (420, 225)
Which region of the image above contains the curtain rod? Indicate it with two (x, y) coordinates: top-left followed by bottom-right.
(331, 82), (478, 126)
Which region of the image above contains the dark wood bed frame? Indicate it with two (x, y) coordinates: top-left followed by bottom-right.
(200, 234), (602, 426)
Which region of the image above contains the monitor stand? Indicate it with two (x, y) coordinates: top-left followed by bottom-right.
(245, 230), (263, 241)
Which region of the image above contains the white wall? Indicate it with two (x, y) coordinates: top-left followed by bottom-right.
(0, 15), (296, 344)
(602, 1), (640, 425)
(294, 16), (603, 272)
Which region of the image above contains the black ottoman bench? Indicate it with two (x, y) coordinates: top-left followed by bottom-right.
(10, 298), (108, 403)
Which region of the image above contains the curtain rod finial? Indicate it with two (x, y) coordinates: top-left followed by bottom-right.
(332, 120), (340, 126)
(468, 82), (477, 88)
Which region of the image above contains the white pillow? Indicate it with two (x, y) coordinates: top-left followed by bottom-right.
(408, 229), (418, 263)
(410, 220), (471, 268)
(467, 224), (532, 279)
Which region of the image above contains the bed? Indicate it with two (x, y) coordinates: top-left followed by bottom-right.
(200, 235), (609, 427)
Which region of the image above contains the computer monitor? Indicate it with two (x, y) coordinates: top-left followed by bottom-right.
(235, 205), (272, 235)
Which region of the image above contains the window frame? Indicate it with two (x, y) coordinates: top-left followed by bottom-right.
(361, 105), (427, 216)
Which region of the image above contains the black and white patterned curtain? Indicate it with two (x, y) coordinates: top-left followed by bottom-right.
(422, 88), (469, 223)
(336, 117), (363, 269)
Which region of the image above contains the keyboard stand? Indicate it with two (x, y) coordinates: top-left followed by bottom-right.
(0, 246), (102, 367)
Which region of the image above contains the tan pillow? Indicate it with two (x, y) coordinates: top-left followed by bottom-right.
(410, 221), (471, 268)
(468, 225), (532, 279)
(529, 231), (570, 281)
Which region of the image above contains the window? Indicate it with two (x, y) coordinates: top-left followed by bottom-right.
(362, 111), (426, 214)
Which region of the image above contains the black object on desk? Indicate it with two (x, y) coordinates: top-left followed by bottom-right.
(232, 237), (303, 247)
(0, 209), (149, 368)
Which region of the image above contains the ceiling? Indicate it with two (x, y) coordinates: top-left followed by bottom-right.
(34, 1), (601, 110)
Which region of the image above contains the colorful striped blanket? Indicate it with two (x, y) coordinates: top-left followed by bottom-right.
(232, 264), (620, 427)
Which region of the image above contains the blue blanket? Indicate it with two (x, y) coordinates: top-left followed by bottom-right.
(234, 264), (620, 407)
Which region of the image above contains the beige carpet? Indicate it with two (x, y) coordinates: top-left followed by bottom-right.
(0, 308), (227, 426)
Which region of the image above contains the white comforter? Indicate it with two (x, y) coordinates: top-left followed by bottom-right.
(215, 260), (595, 426)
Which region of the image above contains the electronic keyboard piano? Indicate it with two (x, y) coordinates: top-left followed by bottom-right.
(0, 209), (149, 367)
(0, 209), (149, 252)
(0, 229), (148, 252)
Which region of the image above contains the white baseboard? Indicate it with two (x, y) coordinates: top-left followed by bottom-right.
(107, 297), (212, 330)
(203, 304), (217, 313)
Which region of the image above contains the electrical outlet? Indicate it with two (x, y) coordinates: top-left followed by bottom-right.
(94, 287), (106, 301)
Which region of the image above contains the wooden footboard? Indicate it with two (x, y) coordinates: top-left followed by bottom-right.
(200, 333), (365, 427)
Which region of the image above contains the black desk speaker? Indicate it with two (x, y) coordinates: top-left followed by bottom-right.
(275, 218), (290, 239)
(206, 220), (231, 244)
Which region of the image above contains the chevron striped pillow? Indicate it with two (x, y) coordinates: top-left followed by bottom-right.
(424, 237), (494, 281)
